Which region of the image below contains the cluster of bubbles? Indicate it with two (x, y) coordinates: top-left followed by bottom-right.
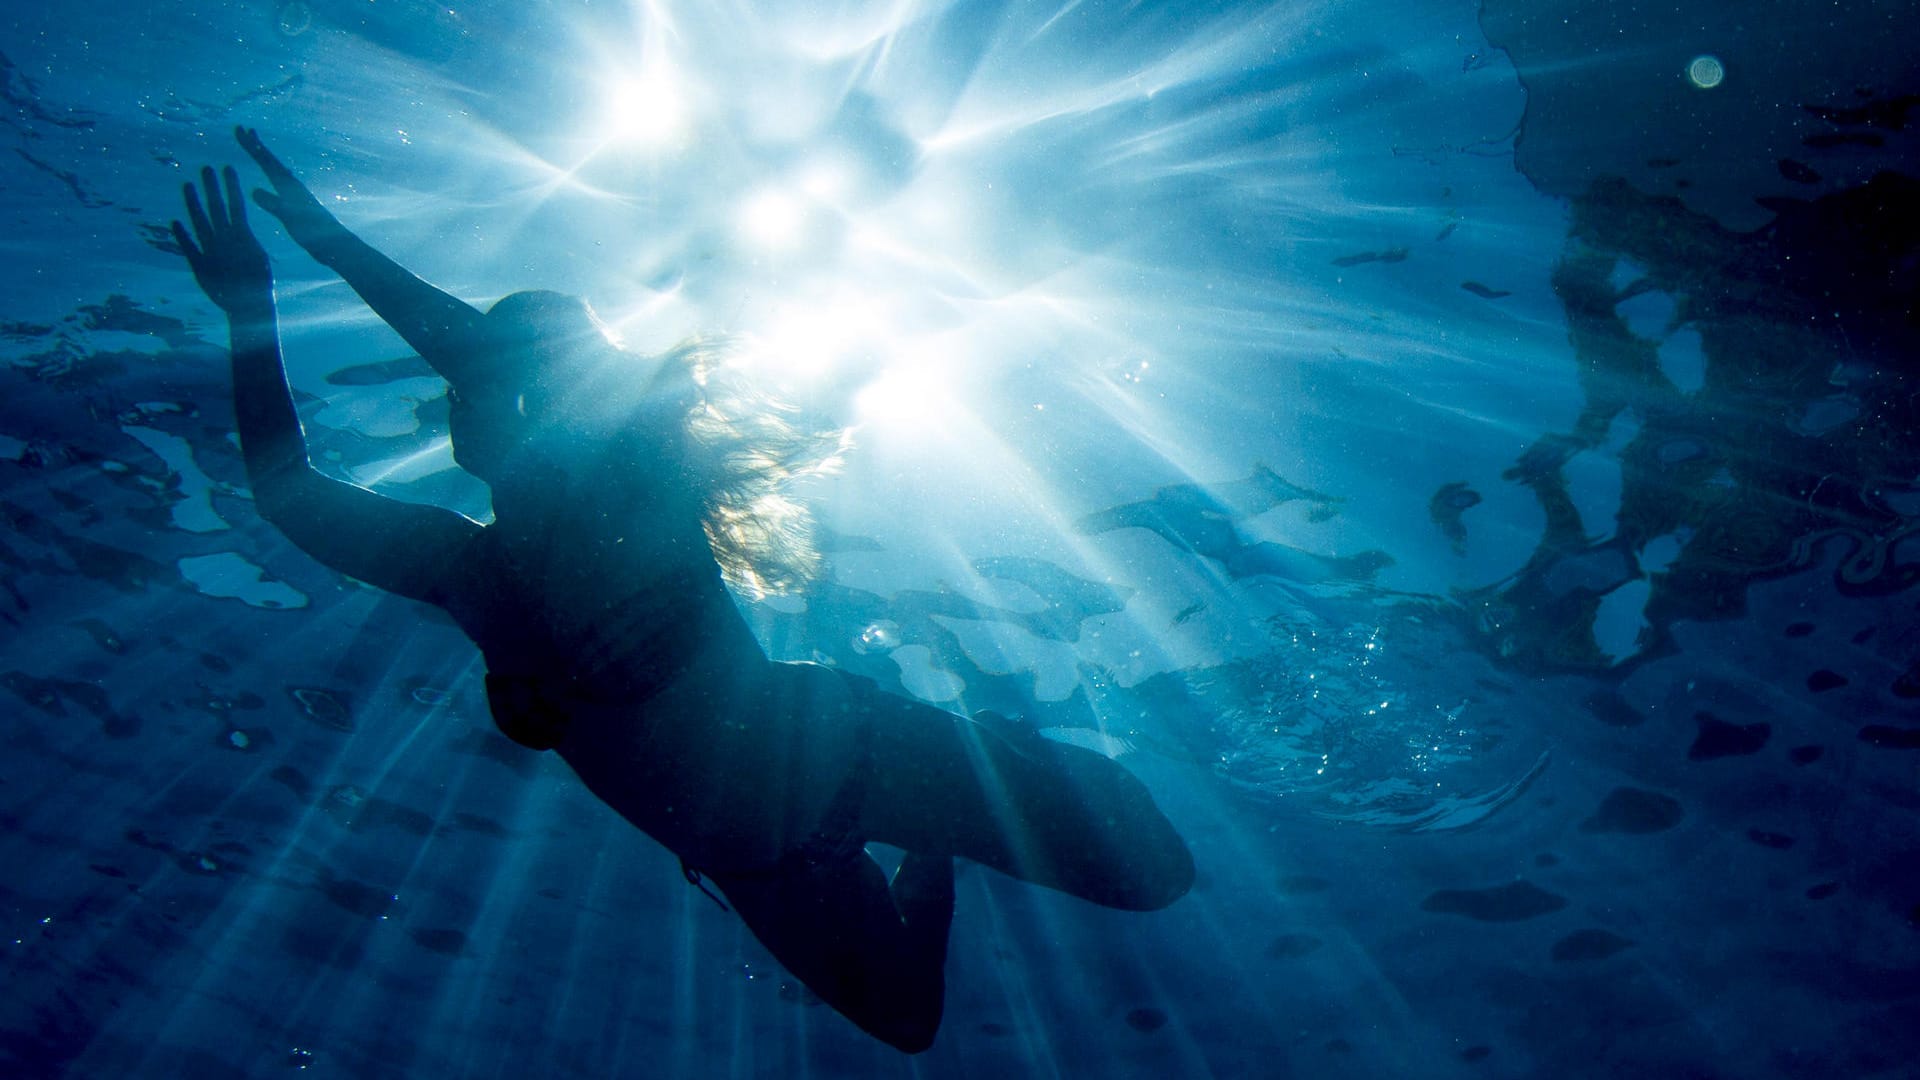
(1203, 612), (1487, 818)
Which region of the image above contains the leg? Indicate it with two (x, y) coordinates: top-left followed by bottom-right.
(708, 848), (954, 1054)
(853, 692), (1195, 911)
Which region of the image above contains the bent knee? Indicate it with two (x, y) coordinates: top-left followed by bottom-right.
(1110, 839), (1196, 911)
(1092, 790), (1196, 911)
(883, 1017), (940, 1055)
(850, 985), (943, 1053)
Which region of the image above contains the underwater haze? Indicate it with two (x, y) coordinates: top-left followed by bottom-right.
(4, 0), (1919, 1077)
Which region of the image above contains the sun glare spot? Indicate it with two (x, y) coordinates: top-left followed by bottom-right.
(605, 68), (685, 144)
(797, 160), (851, 202)
(857, 364), (950, 426)
(750, 301), (880, 377)
(740, 189), (806, 249)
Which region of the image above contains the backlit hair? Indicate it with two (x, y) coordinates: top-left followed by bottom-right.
(479, 292), (848, 598)
(673, 338), (850, 598)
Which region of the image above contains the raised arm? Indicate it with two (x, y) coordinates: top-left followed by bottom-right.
(234, 126), (491, 377)
(173, 164), (480, 606)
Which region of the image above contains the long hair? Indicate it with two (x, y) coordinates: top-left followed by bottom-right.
(672, 338), (851, 598)
(479, 292), (849, 598)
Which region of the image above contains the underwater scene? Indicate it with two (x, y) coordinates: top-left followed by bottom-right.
(3, 0), (1918, 1076)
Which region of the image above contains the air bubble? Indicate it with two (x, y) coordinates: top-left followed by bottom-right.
(1687, 55), (1724, 89)
(277, 2), (314, 37)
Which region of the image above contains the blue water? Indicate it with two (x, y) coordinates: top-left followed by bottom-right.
(4, 1), (1917, 1077)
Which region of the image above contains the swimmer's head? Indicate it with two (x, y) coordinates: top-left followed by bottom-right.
(474, 290), (622, 391)
(441, 292), (844, 593)
(443, 291), (689, 483)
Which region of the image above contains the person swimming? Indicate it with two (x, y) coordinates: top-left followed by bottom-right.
(172, 127), (1194, 1053)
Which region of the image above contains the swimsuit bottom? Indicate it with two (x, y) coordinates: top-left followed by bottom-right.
(484, 671), (577, 750)
(485, 664), (881, 878)
(483, 644), (702, 750)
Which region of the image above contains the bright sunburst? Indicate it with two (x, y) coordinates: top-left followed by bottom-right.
(310, 0), (1553, 599)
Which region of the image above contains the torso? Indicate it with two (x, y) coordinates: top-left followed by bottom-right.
(453, 502), (738, 699)
(429, 429), (861, 870)
(449, 499), (856, 870)
(439, 421), (762, 702)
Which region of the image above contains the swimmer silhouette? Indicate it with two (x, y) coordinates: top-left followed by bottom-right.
(173, 127), (1193, 1053)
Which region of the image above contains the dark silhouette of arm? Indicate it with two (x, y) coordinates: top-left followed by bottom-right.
(174, 163), (481, 605)
(235, 126), (490, 376)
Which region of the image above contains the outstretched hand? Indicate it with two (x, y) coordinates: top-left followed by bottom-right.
(172, 164), (271, 317)
(235, 125), (352, 258)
